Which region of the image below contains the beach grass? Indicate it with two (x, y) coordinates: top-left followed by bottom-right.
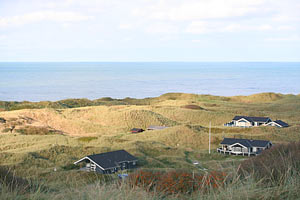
(1, 92), (300, 199)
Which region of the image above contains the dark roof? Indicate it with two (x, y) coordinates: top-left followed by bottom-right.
(249, 139), (272, 147)
(131, 128), (144, 132)
(0, 117), (6, 123)
(233, 116), (270, 123)
(220, 138), (271, 148)
(273, 120), (289, 127)
(87, 150), (137, 169)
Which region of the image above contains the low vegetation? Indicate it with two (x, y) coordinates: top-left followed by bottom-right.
(239, 141), (300, 184)
(129, 170), (226, 195)
(0, 92), (296, 111)
(1, 144), (300, 199)
(181, 105), (204, 110)
(0, 92), (300, 199)
(15, 126), (62, 135)
(77, 137), (98, 143)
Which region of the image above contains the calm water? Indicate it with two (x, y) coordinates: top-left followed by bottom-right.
(0, 62), (299, 101)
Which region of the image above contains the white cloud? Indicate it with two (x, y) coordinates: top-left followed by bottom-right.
(257, 24), (272, 31)
(277, 25), (294, 31)
(186, 21), (210, 34)
(133, 0), (266, 21)
(0, 11), (93, 28)
(145, 23), (179, 34)
(191, 39), (202, 43)
(186, 22), (274, 34)
(272, 15), (300, 22)
(123, 37), (132, 42)
(221, 24), (243, 32)
(119, 23), (133, 30)
(221, 24), (271, 32)
(95, 39), (105, 43)
(159, 35), (178, 41)
(265, 35), (300, 41)
(43, 0), (74, 9)
(0, 34), (8, 40)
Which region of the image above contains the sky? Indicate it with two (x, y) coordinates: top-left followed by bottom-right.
(0, 0), (299, 62)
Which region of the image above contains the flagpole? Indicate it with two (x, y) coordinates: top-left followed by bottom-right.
(209, 121), (211, 154)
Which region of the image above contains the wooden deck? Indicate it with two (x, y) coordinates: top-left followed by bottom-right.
(217, 148), (258, 156)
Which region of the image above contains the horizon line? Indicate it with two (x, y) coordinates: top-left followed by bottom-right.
(1, 61), (300, 63)
(1, 91), (299, 103)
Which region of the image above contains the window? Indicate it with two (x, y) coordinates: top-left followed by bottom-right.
(133, 161), (136, 165)
(257, 148), (261, 152)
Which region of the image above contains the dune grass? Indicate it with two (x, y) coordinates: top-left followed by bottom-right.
(1, 145), (300, 200)
(1, 92), (300, 199)
(77, 137), (98, 143)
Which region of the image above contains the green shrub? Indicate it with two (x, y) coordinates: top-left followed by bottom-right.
(98, 97), (114, 101)
(239, 141), (300, 184)
(181, 105), (204, 110)
(129, 170), (226, 195)
(2, 128), (11, 133)
(62, 164), (80, 170)
(15, 126), (60, 135)
(78, 137), (98, 142)
(0, 167), (31, 193)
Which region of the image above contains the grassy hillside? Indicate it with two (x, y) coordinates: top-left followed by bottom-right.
(1, 92), (300, 199)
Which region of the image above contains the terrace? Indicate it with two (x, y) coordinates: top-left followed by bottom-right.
(217, 138), (271, 157)
(217, 147), (258, 156)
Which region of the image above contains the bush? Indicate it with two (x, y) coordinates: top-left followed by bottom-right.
(2, 128), (11, 133)
(62, 164), (80, 170)
(181, 105), (204, 110)
(99, 97), (114, 101)
(78, 137), (97, 142)
(15, 126), (61, 135)
(239, 141), (300, 184)
(128, 170), (226, 195)
(0, 167), (30, 193)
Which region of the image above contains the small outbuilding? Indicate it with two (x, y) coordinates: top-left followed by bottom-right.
(147, 125), (168, 130)
(130, 128), (144, 133)
(74, 150), (138, 174)
(0, 117), (6, 123)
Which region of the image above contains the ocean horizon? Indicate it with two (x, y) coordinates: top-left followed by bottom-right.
(0, 62), (299, 102)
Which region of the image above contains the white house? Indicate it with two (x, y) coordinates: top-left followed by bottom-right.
(217, 138), (272, 156)
(224, 116), (272, 127)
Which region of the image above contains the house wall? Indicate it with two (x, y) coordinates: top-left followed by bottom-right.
(266, 119), (272, 124)
(95, 167), (105, 174)
(267, 122), (282, 127)
(95, 161), (137, 174)
(230, 146), (248, 152)
(234, 120), (252, 127)
(257, 119), (271, 126)
(228, 144), (249, 153)
(253, 146), (269, 153)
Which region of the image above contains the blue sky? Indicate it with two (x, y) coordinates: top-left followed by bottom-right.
(0, 0), (299, 62)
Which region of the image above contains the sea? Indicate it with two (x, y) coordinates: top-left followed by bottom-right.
(0, 62), (299, 102)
